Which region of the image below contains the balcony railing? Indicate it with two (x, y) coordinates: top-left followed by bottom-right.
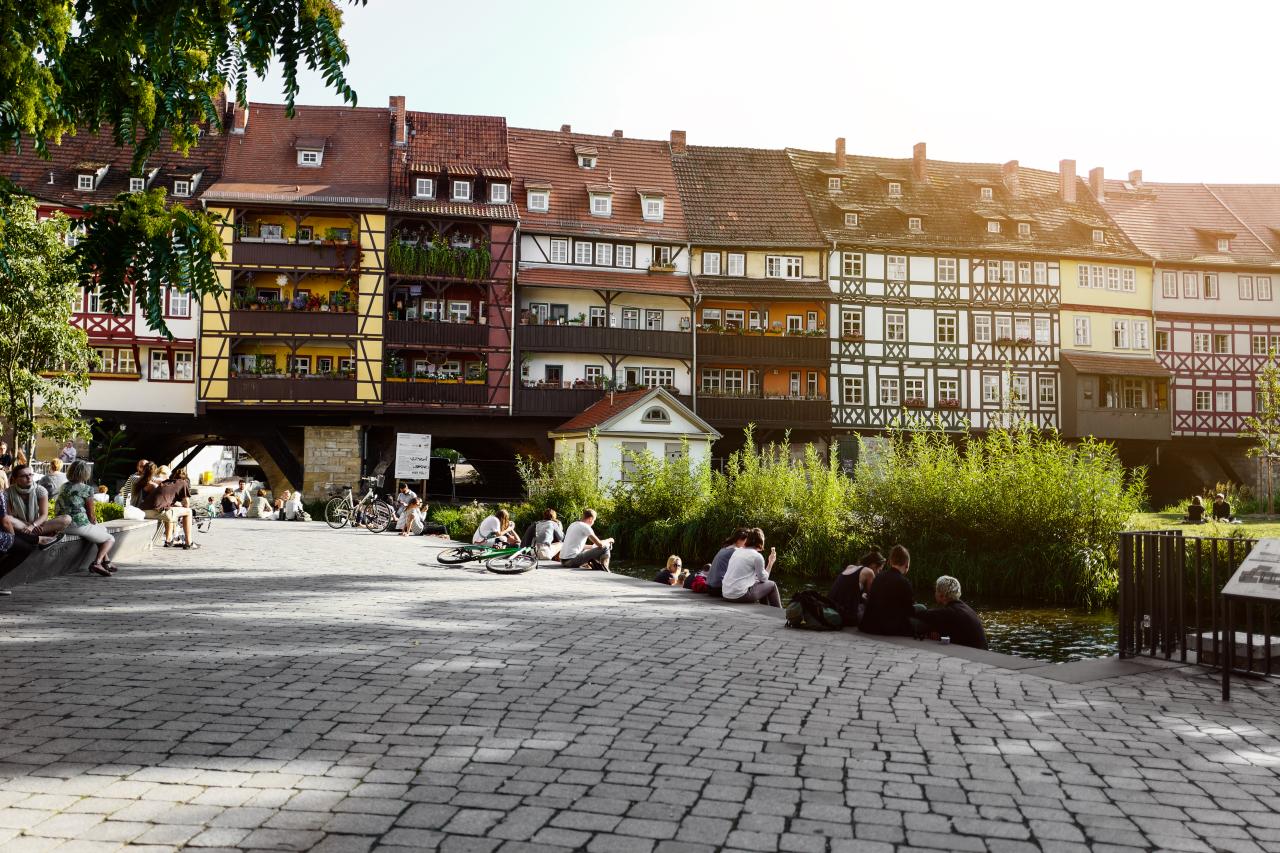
(226, 377), (357, 402)
(697, 330), (828, 364)
(515, 386), (608, 417)
(518, 324), (691, 359)
(230, 241), (360, 270)
(1075, 409), (1171, 442)
(384, 380), (488, 406)
(385, 320), (490, 349)
(228, 309), (359, 336)
(694, 395), (832, 429)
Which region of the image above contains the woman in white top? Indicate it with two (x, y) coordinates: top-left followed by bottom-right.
(398, 497), (426, 536)
(720, 527), (781, 607)
(473, 509), (518, 545)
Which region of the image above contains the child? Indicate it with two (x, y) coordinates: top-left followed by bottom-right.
(91, 485), (111, 504)
(203, 496), (218, 518)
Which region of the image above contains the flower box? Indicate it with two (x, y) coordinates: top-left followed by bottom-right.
(904, 398), (927, 409)
(1015, 337), (1034, 346)
(841, 334), (865, 343)
(938, 399), (962, 409)
(994, 337), (1015, 345)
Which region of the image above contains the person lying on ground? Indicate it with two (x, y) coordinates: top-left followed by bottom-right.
(705, 528), (749, 598)
(916, 575), (988, 650)
(56, 461), (117, 575)
(653, 555), (687, 586)
(828, 549), (886, 628)
(398, 497), (426, 536)
(473, 509), (519, 545)
(4, 465), (72, 539)
(721, 528), (781, 607)
(559, 508), (614, 571)
(860, 544), (926, 638)
(1185, 495), (1205, 523)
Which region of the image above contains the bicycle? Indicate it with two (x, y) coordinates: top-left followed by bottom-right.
(324, 476), (397, 533)
(437, 540), (537, 574)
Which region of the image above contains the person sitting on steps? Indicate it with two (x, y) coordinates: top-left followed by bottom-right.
(828, 549), (886, 628)
(860, 544), (926, 638)
(705, 528), (749, 598)
(721, 527), (781, 607)
(916, 575), (989, 650)
(559, 508), (614, 571)
(4, 464), (72, 540)
(56, 461), (118, 575)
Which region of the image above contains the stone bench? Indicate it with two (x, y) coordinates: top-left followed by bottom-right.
(1, 519), (154, 589)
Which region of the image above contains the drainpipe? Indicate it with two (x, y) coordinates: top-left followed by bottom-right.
(509, 221), (519, 416)
(687, 240), (698, 412)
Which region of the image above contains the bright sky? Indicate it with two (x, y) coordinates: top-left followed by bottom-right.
(255, 0), (1280, 184)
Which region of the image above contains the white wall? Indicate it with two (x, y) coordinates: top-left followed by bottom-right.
(521, 233), (690, 274)
(77, 371), (196, 415)
(520, 287), (692, 332)
(1155, 267), (1280, 318)
(554, 434), (712, 489)
(522, 354), (692, 393)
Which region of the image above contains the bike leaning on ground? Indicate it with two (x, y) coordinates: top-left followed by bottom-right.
(437, 540), (537, 574)
(324, 476), (397, 533)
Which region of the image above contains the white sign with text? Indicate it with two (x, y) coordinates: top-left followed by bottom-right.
(1223, 538), (1280, 601)
(394, 433), (433, 479)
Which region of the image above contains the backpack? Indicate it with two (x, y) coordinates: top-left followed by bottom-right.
(690, 575), (708, 593)
(785, 590), (843, 631)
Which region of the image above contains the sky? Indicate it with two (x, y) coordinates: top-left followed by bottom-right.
(254, 0), (1280, 183)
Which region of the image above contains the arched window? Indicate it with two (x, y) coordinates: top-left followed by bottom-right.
(641, 406), (670, 424)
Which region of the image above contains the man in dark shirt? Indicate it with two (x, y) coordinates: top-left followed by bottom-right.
(859, 544), (920, 637)
(917, 575), (988, 649)
(1212, 493), (1233, 522)
(705, 528), (748, 598)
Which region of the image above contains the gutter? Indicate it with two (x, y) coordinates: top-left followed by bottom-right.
(687, 239), (698, 412)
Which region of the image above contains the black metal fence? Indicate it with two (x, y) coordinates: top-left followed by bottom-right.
(1119, 530), (1277, 680)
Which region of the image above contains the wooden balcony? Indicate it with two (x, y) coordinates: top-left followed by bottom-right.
(385, 320), (490, 349)
(518, 324), (691, 359)
(1073, 409), (1171, 442)
(384, 380), (489, 406)
(694, 395), (832, 430)
(230, 241), (360, 270)
(696, 331), (828, 364)
(515, 386), (608, 418)
(228, 310), (359, 336)
(226, 377), (357, 402)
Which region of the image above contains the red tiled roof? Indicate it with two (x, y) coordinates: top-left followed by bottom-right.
(389, 110), (515, 220)
(203, 103), (390, 207)
(0, 96), (228, 211)
(553, 389), (653, 432)
(673, 146), (824, 248)
(693, 276), (829, 301)
(509, 128), (687, 242)
(518, 265), (693, 297)
(1062, 351), (1171, 377)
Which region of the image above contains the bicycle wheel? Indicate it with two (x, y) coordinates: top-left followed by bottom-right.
(364, 501), (396, 533)
(324, 498), (351, 529)
(437, 546), (482, 565)
(486, 551), (538, 575)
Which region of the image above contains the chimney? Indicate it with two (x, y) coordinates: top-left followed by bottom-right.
(1128, 169), (1143, 187)
(230, 100), (248, 135)
(669, 130), (687, 155)
(835, 137), (846, 168)
(1089, 166), (1105, 203)
(560, 124), (572, 133)
(1001, 160), (1020, 196)
(612, 129), (623, 138)
(389, 95), (406, 146)
(912, 142), (927, 182)
(1059, 159), (1077, 204)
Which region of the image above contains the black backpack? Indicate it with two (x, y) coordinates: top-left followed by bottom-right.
(785, 590), (843, 631)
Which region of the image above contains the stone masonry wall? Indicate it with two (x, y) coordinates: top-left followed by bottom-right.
(303, 426), (361, 500)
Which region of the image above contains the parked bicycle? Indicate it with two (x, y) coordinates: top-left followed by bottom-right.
(437, 541), (538, 574)
(324, 476), (397, 533)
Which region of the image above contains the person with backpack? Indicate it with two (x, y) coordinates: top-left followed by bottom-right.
(721, 528), (781, 607)
(859, 544), (925, 637)
(827, 550), (885, 627)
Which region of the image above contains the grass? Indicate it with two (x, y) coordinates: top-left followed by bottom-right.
(1130, 511), (1280, 540)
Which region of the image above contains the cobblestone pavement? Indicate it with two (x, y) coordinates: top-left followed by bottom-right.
(1, 520), (1279, 853)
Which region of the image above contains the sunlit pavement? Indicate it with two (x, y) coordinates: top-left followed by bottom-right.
(1, 520), (1278, 853)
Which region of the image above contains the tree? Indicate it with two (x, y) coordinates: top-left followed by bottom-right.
(0, 0), (366, 332)
(1242, 351), (1280, 515)
(0, 195), (94, 453)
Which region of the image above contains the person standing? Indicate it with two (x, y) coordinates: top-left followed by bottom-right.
(860, 545), (921, 637)
(916, 575), (988, 650)
(56, 461), (116, 576)
(722, 528), (781, 607)
(706, 529), (749, 598)
(559, 509), (614, 571)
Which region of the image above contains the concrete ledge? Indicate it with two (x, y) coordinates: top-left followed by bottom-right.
(1, 535), (96, 588)
(107, 519), (156, 564)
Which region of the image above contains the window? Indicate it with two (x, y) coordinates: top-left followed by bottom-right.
(297, 149), (321, 166)
(724, 369), (744, 394)
(1107, 267), (1121, 291)
(595, 243), (613, 266)
(786, 315), (803, 332)
(641, 367), (675, 388)
(84, 285), (105, 314)
(748, 310), (762, 330)
(887, 255), (907, 281)
(642, 406), (670, 424)
(936, 315), (957, 344)
(1195, 390), (1212, 411)
(543, 365), (563, 385)
(448, 300), (471, 323)
(1122, 379), (1148, 409)
(452, 180), (472, 201)
(828, 176), (842, 191)
(1133, 321), (1149, 350)
(727, 253), (745, 276)
(549, 238), (569, 264)
(995, 316), (1012, 341)
(1038, 376), (1056, 406)
(642, 196), (664, 221)
(322, 357), (340, 376)
(974, 315), (992, 343)
(644, 309), (664, 331)
(879, 377), (900, 406)
(620, 441), (646, 482)
(1092, 229), (1105, 244)
(1077, 266), (1091, 289)
(938, 379), (959, 402)
(841, 309), (863, 338)
(149, 350), (170, 380)
(1033, 262), (1047, 284)
(1157, 330), (1171, 352)
(1193, 332), (1211, 353)
(622, 308), (641, 329)
(1034, 317), (1050, 344)
(765, 255), (802, 278)
(1018, 222), (1031, 237)
(987, 260), (1000, 283)
(908, 217), (922, 232)
(577, 153), (596, 169)
(841, 377), (865, 406)
(842, 252), (864, 278)
(806, 311), (818, 331)
(980, 187), (994, 201)
(1112, 320), (1130, 349)
(415, 178), (434, 198)
(172, 180), (191, 197)
(489, 183), (509, 203)
(1014, 316), (1031, 342)
(1018, 262), (1031, 284)
(588, 307), (607, 327)
(844, 212), (859, 227)
(652, 246), (672, 267)
(168, 288), (191, 318)
(1218, 238), (1230, 253)
(1214, 390), (1232, 411)
(259, 223), (283, 241)
(701, 252), (721, 275)
(1002, 261), (1016, 284)
(1123, 268), (1137, 293)
(888, 181), (901, 197)
(885, 312), (906, 342)
(937, 258), (956, 283)
(94, 347), (115, 373)
(585, 365), (604, 385)
(1010, 375), (1029, 403)
(574, 241), (594, 264)
(590, 193), (612, 216)
(615, 245), (633, 268)
(1091, 266), (1104, 289)
(117, 349), (136, 374)
(701, 369), (721, 392)
(297, 226), (313, 241)
(904, 378), (925, 403)
(701, 308), (722, 326)
(987, 220), (1001, 234)
(719, 309), (743, 329)
(1074, 317), (1091, 346)
(528, 190), (549, 212)
(129, 177), (145, 193)
(76, 174), (94, 191)
(982, 374), (1000, 403)
(1162, 271), (1178, 298)
(1214, 333), (1231, 354)
(1183, 272), (1199, 299)
(1260, 277), (1274, 300)
(1240, 276), (1255, 300)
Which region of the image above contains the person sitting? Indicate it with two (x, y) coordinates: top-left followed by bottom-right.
(271, 497), (285, 519)
(141, 468), (196, 548)
(1, 489), (59, 585)
(246, 488), (271, 518)
(396, 482), (418, 516)
(220, 488), (239, 517)
(473, 508), (519, 545)
(721, 528), (781, 607)
(527, 508), (564, 560)
(232, 479), (250, 517)
(398, 497), (426, 536)
(118, 458), (150, 506)
(282, 491), (304, 521)
(1185, 495), (1206, 523)
(705, 528), (749, 598)
(56, 461), (117, 575)
(57, 440), (77, 465)
(1212, 493), (1234, 522)
(653, 555), (687, 586)
(559, 508), (614, 571)
(5, 464), (72, 539)
(38, 457), (68, 497)
(860, 544), (924, 638)
(828, 549), (886, 628)
(916, 575), (988, 649)
(91, 485), (111, 505)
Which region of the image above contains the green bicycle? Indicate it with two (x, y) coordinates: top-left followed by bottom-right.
(437, 541), (538, 574)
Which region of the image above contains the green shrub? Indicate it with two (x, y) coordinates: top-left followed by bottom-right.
(95, 502), (124, 523)
(427, 501), (494, 540)
(517, 448), (610, 527)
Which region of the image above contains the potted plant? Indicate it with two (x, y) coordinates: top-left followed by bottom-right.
(939, 399), (961, 409)
(904, 398), (927, 409)
(1015, 337), (1034, 346)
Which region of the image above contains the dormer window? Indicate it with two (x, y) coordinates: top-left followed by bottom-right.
(578, 154), (596, 169)
(642, 406), (670, 424)
(908, 217), (922, 233)
(129, 177), (145, 193)
(844, 212), (859, 227)
(987, 220), (1001, 234)
(828, 177), (841, 191)
(1218, 238), (1231, 252)
(490, 183), (509, 204)
(888, 182), (902, 197)
(641, 195), (664, 222)
(297, 149), (322, 167)
(77, 174), (94, 191)
(590, 192), (612, 217)
(452, 180), (472, 201)
(173, 180), (191, 198)
(1092, 229), (1105, 244)
(980, 187), (994, 201)
(1018, 222), (1031, 237)
(415, 178), (434, 199)
(528, 189), (549, 212)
